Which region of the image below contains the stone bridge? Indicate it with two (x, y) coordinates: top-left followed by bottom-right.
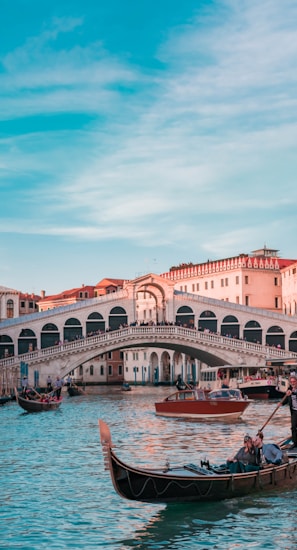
(1, 325), (296, 387)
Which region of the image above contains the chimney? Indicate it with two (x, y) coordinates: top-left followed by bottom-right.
(41, 290), (46, 298)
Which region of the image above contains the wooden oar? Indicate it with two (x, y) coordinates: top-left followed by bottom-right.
(257, 393), (288, 434)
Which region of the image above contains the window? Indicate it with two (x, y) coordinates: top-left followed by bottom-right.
(245, 296), (249, 306)
(20, 301), (25, 308)
(133, 352), (139, 361)
(236, 276), (239, 284)
(225, 278), (228, 287)
(196, 283), (200, 291)
(236, 296), (240, 304)
(245, 276), (249, 284)
(29, 302), (34, 309)
(90, 365), (94, 376)
(221, 279), (224, 287)
(192, 284), (195, 291)
(125, 352), (128, 360)
(211, 280), (214, 289)
(184, 285), (187, 292)
(79, 365), (83, 376)
(275, 297), (279, 308)
(274, 277), (278, 286)
(7, 300), (14, 318)
(118, 365), (123, 375)
(144, 352), (147, 360)
(108, 365), (113, 376)
(108, 351), (112, 359)
(205, 282), (208, 290)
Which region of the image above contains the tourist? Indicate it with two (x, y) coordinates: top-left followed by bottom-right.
(252, 432), (283, 465)
(47, 375), (53, 392)
(54, 376), (63, 400)
(21, 375), (28, 396)
(281, 375), (297, 449)
(227, 434), (260, 473)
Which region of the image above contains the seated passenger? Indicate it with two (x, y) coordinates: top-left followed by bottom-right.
(252, 432), (283, 466)
(227, 434), (260, 473)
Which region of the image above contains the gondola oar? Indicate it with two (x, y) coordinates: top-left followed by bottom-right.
(257, 393), (288, 434)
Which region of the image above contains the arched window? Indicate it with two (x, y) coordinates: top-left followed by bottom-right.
(7, 299), (14, 318)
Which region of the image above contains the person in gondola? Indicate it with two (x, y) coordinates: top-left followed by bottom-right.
(54, 376), (63, 400)
(280, 375), (297, 450)
(252, 432), (284, 465)
(47, 375), (53, 392)
(227, 434), (260, 473)
(175, 374), (186, 391)
(21, 375), (28, 396)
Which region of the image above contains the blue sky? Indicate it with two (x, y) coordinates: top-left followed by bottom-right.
(1, 0), (297, 296)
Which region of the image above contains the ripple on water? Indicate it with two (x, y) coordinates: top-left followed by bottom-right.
(1, 388), (297, 549)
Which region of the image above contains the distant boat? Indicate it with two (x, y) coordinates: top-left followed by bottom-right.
(15, 388), (62, 413)
(121, 383), (132, 391)
(0, 395), (13, 406)
(154, 388), (250, 420)
(99, 419), (297, 504)
(67, 384), (85, 397)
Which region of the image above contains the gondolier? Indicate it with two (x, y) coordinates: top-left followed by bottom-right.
(54, 376), (63, 399)
(281, 375), (297, 450)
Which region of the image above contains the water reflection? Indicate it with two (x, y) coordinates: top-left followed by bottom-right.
(1, 386), (295, 549)
(119, 491), (297, 549)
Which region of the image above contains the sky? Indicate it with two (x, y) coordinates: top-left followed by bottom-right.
(1, 0), (297, 296)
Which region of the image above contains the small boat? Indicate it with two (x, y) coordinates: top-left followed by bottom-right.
(99, 419), (297, 504)
(154, 388), (250, 420)
(15, 389), (63, 412)
(67, 384), (85, 397)
(0, 395), (13, 406)
(121, 382), (132, 391)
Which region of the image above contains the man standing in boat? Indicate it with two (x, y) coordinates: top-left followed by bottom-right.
(281, 375), (297, 450)
(54, 376), (63, 400)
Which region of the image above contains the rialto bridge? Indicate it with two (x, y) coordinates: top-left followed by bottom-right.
(1, 274), (297, 387)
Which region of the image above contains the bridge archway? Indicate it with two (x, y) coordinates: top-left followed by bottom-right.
(198, 310), (217, 332)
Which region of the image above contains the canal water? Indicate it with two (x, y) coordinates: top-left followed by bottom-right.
(1, 386), (297, 549)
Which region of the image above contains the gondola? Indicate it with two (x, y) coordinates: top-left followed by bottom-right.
(99, 419), (297, 504)
(67, 384), (85, 397)
(15, 389), (63, 412)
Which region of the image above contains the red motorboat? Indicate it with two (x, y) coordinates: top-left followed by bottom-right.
(155, 388), (250, 420)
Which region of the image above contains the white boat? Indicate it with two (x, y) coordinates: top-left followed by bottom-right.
(198, 364), (281, 400)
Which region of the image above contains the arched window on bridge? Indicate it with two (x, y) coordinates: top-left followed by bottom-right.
(289, 331), (297, 352)
(266, 325), (285, 349)
(0, 334), (14, 359)
(243, 320), (262, 344)
(64, 318), (83, 342)
(86, 312), (105, 336)
(6, 299), (14, 319)
(176, 306), (194, 328)
(108, 307), (127, 331)
(221, 315), (240, 338)
(198, 310), (217, 333)
(18, 328), (37, 355)
(41, 323), (60, 349)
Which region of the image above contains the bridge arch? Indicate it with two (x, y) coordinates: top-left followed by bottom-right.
(41, 323), (60, 349)
(64, 318), (82, 341)
(176, 306), (194, 328)
(0, 335), (14, 358)
(243, 320), (262, 344)
(266, 325), (285, 349)
(18, 328), (37, 355)
(109, 306), (128, 330)
(86, 312), (105, 335)
(221, 315), (240, 338)
(289, 331), (297, 352)
(198, 310), (217, 333)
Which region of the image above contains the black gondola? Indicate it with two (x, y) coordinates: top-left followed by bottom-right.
(99, 419), (297, 504)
